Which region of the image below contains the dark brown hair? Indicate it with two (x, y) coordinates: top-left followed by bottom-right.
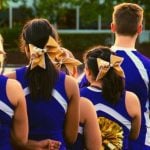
(20, 18), (59, 100)
(112, 3), (143, 36)
(84, 46), (125, 104)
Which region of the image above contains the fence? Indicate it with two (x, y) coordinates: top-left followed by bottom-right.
(139, 30), (150, 43)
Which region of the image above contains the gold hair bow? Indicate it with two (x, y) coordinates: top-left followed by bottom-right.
(45, 36), (62, 60)
(96, 55), (125, 81)
(54, 48), (82, 75)
(29, 36), (62, 70)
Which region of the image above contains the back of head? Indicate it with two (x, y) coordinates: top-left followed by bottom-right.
(21, 18), (59, 100)
(84, 46), (125, 104)
(112, 3), (143, 36)
(21, 18), (59, 50)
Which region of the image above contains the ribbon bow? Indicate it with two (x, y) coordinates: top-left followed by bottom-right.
(54, 48), (82, 75)
(29, 36), (62, 70)
(96, 55), (125, 81)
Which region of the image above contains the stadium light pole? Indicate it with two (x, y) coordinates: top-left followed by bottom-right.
(76, 6), (80, 30)
(9, 5), (13, 29)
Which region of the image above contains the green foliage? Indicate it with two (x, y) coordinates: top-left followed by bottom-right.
(0, 0), (150, 56)
(0, 0), (25, 9)
(35, 0), (150, 29)
(0, 25), (113, 54)
(0, 26), (150, 62)
(0, 26), (21, 51)
(60, 33), (113, 60)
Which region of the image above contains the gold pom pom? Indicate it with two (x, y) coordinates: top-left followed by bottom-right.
(98, 117), (123, 150)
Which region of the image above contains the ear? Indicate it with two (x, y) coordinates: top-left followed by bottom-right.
(111, 22), (116, 33)
(137, 24), (143, 34)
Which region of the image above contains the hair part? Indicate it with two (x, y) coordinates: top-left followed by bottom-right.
(113, 3), (143, 36)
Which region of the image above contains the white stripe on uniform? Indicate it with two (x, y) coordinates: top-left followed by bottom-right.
(0, 100), (14, 118)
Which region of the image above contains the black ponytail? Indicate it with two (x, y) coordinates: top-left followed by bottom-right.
(102, 68), (124, 104)
(21, 18), (59, 100)
(84, 46), (125, 104)
(26, 54), (58, 100)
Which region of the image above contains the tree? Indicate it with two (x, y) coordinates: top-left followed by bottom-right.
(0, 0), (34, 27)
(0, 0), (9, 9)
(35, 0), (150, 29)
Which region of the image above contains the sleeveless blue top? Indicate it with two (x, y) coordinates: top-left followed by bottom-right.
(16, 67), (69, 150)
(80, 86), (132, 150)
(0, 75), (14, 150)
(111, 47), (150, 149)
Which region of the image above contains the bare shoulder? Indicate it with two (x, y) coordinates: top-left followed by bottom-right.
(65, 75), (79, 99)
(125, 91), (141, 118)
(65, 74), (77, 85)
(80, 97), (95, 110)
(80, 97), (96, 122)
(7, 78), (22, 89)
(125, 91), (139, 104)
(6, 78), (24, 106)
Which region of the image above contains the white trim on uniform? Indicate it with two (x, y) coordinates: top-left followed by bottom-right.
(95, 103), (131, 130)
(125, 51), (149, 90)
(124, 51), (150, 146)
(111, 46), (137, 52)
(24, 87), (30, 96)
(52, 89), (68, 113)
(78, 126), (83, 134)
(111, 46), (150, 146)
(0, 100), (14, 118)
(24, 87), (68, 113)
(144, 101), (150, 146)
(77, 73), (85, 83)
(87, 87), (102, 92)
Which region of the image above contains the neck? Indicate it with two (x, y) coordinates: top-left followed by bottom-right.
(114, 34), (137, 48)
(90, 81), (102, 88)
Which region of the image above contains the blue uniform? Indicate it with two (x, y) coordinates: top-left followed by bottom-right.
(0, 75), (14, 150)
(16, 67), (69, 150)
(80, 86), (132, 150)
(78, 73), (89, 88)
(111, 46), (150, 150)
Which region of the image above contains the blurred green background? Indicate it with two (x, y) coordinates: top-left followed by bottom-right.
(0, 0), (150, 64)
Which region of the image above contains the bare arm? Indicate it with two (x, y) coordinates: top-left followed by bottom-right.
(6, 71), (61, 150)
(6, 79), (28, 146)
(64, 75), (80, 144)
(125, 91), (141, 140)
(80, 97), (102, 150)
